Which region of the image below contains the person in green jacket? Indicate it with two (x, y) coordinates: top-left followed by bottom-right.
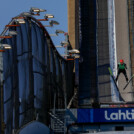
(116, 59), (128, 82)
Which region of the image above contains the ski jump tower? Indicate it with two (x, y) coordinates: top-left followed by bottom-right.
(66, 0), (134, 133)
(68, 0), (134, 105)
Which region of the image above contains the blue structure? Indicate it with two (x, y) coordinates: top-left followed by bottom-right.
(0, 13), (74, 134)
(78, 108), (134, 123)
(16, 121), (50, 134)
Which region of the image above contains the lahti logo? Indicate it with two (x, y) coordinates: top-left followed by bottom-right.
(105, 109), (134, 120)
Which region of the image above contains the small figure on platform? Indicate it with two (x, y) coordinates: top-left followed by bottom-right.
(116, 59), (128, 82)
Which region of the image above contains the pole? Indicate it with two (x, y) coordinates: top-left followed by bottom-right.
(0, 84), (5, 134)
(0, 52), (4, 134)
(0, 68), (1, 134)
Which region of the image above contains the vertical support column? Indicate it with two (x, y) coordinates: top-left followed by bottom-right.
(28, 18), (34, 119)
(68, 0), (75, 49)
(0, 81), (1, 134)
(0, 53), (2, 134)
(67, 0), (79, 49)
(13, 28), (19, 131)
(45, 37), (51, 124)
(79, 0), (98, 106)
(0, 52), (4, 134)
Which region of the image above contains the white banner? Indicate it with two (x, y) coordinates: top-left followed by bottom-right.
(108, 0), (119, 102)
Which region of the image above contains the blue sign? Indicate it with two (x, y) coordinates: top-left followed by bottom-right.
(77, 108), (134, 123)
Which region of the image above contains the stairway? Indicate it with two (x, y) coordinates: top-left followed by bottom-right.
(50, 110), (65, 134)
(50, 109), (77, 134)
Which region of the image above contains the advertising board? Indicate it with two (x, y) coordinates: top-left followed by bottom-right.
(78, 108), (134, 123)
